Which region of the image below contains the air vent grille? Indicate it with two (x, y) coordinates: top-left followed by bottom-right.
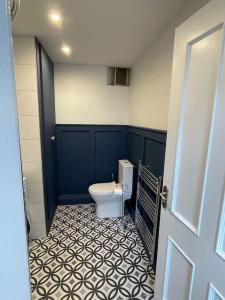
(107, 67), (131, 86)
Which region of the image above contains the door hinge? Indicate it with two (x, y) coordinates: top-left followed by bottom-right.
(160, 185), (168, 209)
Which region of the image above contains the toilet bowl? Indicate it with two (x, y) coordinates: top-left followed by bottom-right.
(89, 181), (123, 218)
(89, 160), (133, 219)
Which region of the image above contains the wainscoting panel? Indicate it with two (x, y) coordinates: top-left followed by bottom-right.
(144, 138), (166, 178)
(95, 130), (127, 183)
(128, 132), (143, 166)
(57, 129), (92, 196)
(56, 125), (127, 204)
(127, 126), (167, 209)
(56, 125), (166, 205)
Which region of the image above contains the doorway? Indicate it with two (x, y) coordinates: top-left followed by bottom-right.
(4, 0), (223, 299)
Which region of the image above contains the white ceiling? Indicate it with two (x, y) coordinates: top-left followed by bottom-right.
(13, 0), (188, 66)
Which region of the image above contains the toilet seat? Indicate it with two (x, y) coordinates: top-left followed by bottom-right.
(89, 181), (121, 195)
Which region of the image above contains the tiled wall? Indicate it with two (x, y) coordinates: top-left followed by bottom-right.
(13, 36), (46, 239)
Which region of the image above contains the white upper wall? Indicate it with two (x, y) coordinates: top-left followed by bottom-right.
(55, 0), (209, 128)
(55, 64), (129, 124)
(129, 0), (209, 130)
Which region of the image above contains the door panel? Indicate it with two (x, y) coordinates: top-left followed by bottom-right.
(216, 190), (225, 260)
(208, 284), (225, 300)
(155, 1), (225, 299)
(171, 27), (223, 234)
(163, 238), (195, 300)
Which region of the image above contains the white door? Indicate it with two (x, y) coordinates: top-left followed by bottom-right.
(0, 0), (30, 299)
(155, 0), (225, 299)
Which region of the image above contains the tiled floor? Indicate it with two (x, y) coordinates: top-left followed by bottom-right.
(29, 204), (155, 300)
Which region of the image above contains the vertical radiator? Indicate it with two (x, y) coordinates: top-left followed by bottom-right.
(135, 162), (163, 265)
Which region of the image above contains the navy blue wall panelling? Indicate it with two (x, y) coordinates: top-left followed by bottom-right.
(127, 126), (167, 209)
(56, 125), (127, 204)
(56, 125), (166, 205)
(128, 132), (143, 166)
(95, 130), (127, 182)
(58, 129), (92, 195)
(36, 39), (57, 232)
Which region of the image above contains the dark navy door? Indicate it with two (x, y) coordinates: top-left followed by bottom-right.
(36, 40), (57, 231)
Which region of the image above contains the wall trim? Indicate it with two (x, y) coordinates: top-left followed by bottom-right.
(128, 125), (167, 135)
(56, 124), (167, 136)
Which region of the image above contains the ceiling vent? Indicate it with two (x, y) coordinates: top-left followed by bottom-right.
(10, 0), (20, 23)
(107, 67), (131, 86)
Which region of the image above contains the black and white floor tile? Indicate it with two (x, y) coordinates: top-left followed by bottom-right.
(29, 204), (155, 300)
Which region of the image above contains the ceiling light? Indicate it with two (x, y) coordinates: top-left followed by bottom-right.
(49, 11), (62, 25)
(61, 45), (71, 56)
(51, 13), (60, 22)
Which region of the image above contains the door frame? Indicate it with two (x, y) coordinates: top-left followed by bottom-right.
(0, 0), (30, 299)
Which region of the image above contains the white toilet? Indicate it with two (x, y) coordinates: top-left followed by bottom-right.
(89, 160), (133, 218)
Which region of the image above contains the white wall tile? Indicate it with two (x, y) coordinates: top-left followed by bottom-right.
(14, 36), (46, 237)
(30, 223), (47, 239)
(16, 91), (39, 116)
(28, 204), (45, 223)
(23, 162), (43, 184)
(18, 116), (40, 139)
(13, 37), (36, 65)
(15, 64), (37, 91)
(20, 140), (41, 162)
(26, 183), (44, 204)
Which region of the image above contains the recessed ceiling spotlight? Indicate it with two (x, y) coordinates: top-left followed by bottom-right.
(49, 11), (62, 25)
(61, 45), (71, 56)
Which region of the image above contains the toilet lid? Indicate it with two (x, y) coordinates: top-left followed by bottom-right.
(89, 181), (117, 195)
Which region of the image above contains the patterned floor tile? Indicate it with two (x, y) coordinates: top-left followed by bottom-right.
(29, 204), (154, 300)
